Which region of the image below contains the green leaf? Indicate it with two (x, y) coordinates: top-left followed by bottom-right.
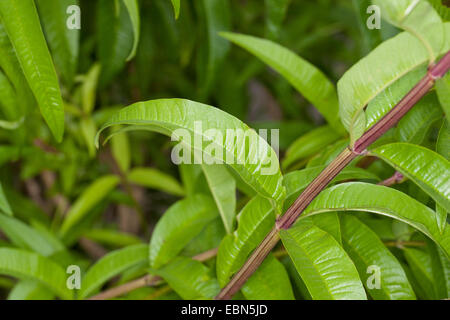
(170, 0), (180, 19)
(8, 280), (53, 300)
(196, 0), (231, 98)
(437, 120), (450, 160)
(0, 0), (65, 141)
(82, 229), (142, 247)
(280, 220), (367, 300)
(0, 248), (72, 299)
(371, 143), (450, 212)
(96, 99), (285, 207)
(80, 117), (97, 158)
(149, 195), (218, 269)
(338, 22), (450, 144)
(97, 0), (134, 87)
(373, 0), (444, 63)
(427, 239), (450, 298)
(403, 248), (436, 299)
(127, 167), (184, 196)
(81, 63), (101, 115)
(201, 164), (236, 233)
(60, 175), (120, 236)
(0, 70), (19, 121)
(436, 72), (450, 122)
(427, 0), (450, 21)
(122, 0), (140, 61)
(242, 254), (294, 300)
(0, 182), (12, 216)
(302, 182), (450, 256)
(340, 214), (416, 300)
(0, 23), (34, 113)
(0, 214), (62, 257)
(395, 94), (442, 144)
(221, 32), (344, 133)
(264, 0), (291, 40)
(282, 125), (340, 169)
(35, 0), (79, 86)
(154, 256), (219, 299)
(79, 244), (148, 299)
(310, 212), (342, 245)
(352, 0), (381, 55)
(283, 165), (379, 209)
(216, 196), (275, 287)
(436, 204), (447, 235)
(111, 129), (130, 173)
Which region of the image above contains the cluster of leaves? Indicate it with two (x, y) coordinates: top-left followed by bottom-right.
(0, 0), (449, 300)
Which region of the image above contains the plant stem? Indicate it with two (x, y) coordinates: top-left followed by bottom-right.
(378, 171), (405, 187)
(216, 50), (450, 300)
(88, 247), (218, 300)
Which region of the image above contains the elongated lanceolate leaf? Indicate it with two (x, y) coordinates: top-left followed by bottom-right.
(282, 125), (340, 169)
(436, 72), (450, 122)
(0, 0), (65, 141)
(0, 182), (12, 216)
(155, 257), (220, 299)
(340, 214), (415, 299)
(280, 220), (367, 300)
(197, 0), (231, 98)
(96, 99), (285, 207)
(79, 244), (148, 299)
(242, 254), (294, 300)
(36, 0), (79, 86)
(122, 0), (140, 61)
(0, 248), (72, 299)
(217, 196), (275, 286)
(149, 195), (218, 269)
(127, 167), (185, 196)
(302, 182), (450, 256)
(283, 165), (379, 209)
(97, 0), (134, 87)
(0, 214), (62, 257)
(60, 175), (120, 236)
(201, 164), (236, 233)
(373, 0), (444, 63)
(221, 32), (344, 133)
(371, 143), (450, 212)
(170, 0), (180, 19)
(338, 23), (450, 144)
(395, 93), (442, 144)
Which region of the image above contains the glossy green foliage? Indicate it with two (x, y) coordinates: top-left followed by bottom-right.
(371, 143), (450, 212)
(154, 257), (219, 299)
(242, 254), (294, 300)
(303, 182), (450, 255)
(280, 219), (367, 300)
(96, 99), (285, 207)
(373, 0), (444, 63)
(60, 175), (120, 236)
(340, 214), (415, 299)
(79, 244), (148, 299)
(217, 196), (275, 286)
(149, 195), (217, 269)
(0, 0), (65, 141)
(0, 0), (448, 301)
(338, 22), (450, 143)
(36, 0), (79, 86)
(0, 248), (72, 299)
